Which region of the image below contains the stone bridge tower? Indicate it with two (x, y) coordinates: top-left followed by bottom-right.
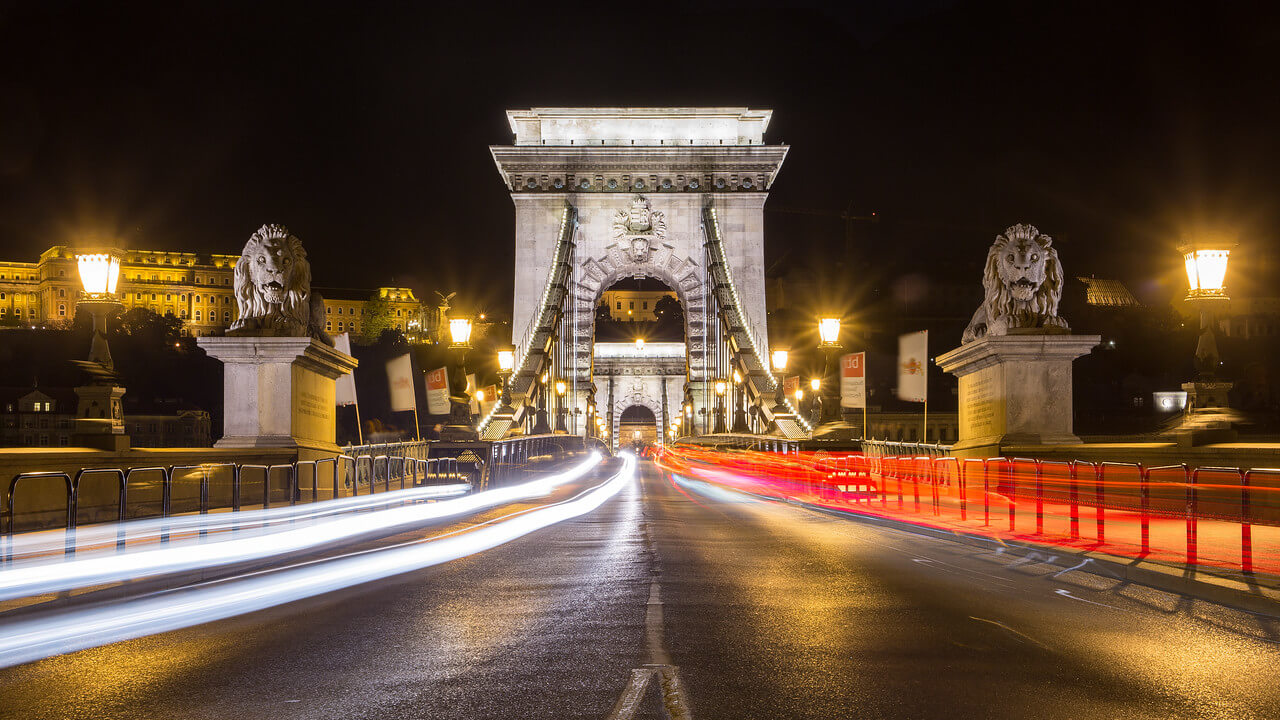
(487, 108), (792, 441)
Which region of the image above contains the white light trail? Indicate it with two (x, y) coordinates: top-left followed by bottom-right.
(0, 453), (635, 669)
(0, 453), (602, 601)
(4, 482), (471, 559)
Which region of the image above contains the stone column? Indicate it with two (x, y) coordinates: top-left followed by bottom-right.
(935, 334), (1099, 458)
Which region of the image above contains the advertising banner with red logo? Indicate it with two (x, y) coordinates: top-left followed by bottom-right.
(387, 354), (417, 413)
(840, 352), (866, 409)
(784, 375), (799, 401)
(897, 331), (928, 402)
(425, 366), (450, 415)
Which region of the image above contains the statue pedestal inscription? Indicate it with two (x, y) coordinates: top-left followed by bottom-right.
(936, 334), (1099, 457)
(197, 336), (357, 460)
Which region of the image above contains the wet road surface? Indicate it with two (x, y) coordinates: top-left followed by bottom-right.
(3, 458), (1280, 719)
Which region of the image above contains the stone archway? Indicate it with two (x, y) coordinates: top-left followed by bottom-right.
(568, 222), (710, 387)
(612, 383), (664, 451)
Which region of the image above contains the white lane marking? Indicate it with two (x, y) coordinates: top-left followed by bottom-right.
(606, 460), (694, 720)
(606, 665), (692, 720)
(968, 616), (1052, 651)
(1055, 588), (1122, 610)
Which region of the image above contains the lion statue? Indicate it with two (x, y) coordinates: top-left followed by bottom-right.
(961, 223), (1069, 344)
(227, 224), (332, 345)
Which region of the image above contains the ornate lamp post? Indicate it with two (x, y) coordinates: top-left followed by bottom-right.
(554, 380), (568, 433)
(730, 369), (751, 433)
(531, 370), (552, 435)
(72, 251), (129, 449)
(440, 314), (478, 441)
(1176, 238), (1237, 443)
(713, 379), (728, 434)
(815, 317), (845, 429)
(770, 349), (791, 416)
(496, 347), (515, 416)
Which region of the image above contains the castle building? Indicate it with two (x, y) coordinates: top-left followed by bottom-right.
(0, 246), (423, 337)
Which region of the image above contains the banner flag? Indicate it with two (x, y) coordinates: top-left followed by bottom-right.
(897, 331), (928, 402)
(784, 375), (799, 401)
(334, 333), (358, 407)
(425, 366), (451, 415)
(474, 384), (497, 417)
(387, 354), (417, 413)
(841, 352), (866, 409)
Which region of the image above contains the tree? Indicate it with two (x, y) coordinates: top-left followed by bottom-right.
(595, 301), (613, 324)
(652, 294), (684, 340)
(359, 293), (397, 344)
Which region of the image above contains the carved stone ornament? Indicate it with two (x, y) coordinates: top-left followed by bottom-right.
(613, 195), (666, 263)
(961, 223), (1069, 344)
(228, 224), (333, 345)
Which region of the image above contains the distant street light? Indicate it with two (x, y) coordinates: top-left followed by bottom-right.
(1175, 237), (1237, 443)
(816, 317), (845, 429)
(770, 348), (791, 417)
(713, 379), (728, 434)
(635, 337), (645, 352)
(731, 369), (750, 433)
(810, 378), (821, 392)
(554, 379), (568, 433)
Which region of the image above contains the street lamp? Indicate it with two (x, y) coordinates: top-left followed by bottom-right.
(554, 379), (568, 433)
(731, 369), (750, 433)
(495, 347), (515, 416)
(440, 313), (478, 441)
(770, 349), (790, 416)
(713, 379), (728, 434)
(816, 317), (845, 428)
(73, 250), (128, 449)
(1176, 237), (1237, 442)
(635, 337), (645, 352)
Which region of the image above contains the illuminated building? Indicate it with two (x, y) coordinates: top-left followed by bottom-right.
(0, 246), (425, 337)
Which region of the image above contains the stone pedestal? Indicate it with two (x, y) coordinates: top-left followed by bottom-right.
(73, 384), (130, 450)
(197, 336), (358, 460)
(935, 334), (1099, 457)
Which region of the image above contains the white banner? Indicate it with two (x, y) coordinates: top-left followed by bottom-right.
(425, 367), (450, 415)
(386, 354), (416, 413)
(841, 352), (866, 409)
(334, 333), (358, 407)
(897, 331), (928, 403)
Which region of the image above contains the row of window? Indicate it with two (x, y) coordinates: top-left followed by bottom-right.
(616, 300), (650, 310)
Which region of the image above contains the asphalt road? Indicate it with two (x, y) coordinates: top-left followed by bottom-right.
(3, 458), (1280, 719)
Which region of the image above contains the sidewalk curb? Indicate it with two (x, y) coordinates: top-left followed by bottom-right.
(793, 498), (1280, 616)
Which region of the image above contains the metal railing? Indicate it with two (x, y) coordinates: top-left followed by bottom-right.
(668, 446), (1280, 576)
(486, 434), (590, 488)
(4, 453), (467, 554)
(861, 439), (954, 459)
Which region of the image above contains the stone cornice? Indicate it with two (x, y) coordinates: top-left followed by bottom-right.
(490, 145), (788, 192)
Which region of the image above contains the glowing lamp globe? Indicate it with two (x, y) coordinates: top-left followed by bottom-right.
(1180, 241), (1232, 299)
(497, 349), (515, 372)
(77, 253), (121, 296)
(770, 349), (789, 373)
(448, 317), (473, 346)
(818, 317), (841, 345)
(733, 369), (742, 384)
(810, 378), (821, 392)
(555, 380), (567, 396)
(715, 380), (727, 396)
(635, 338), (645, 351)
(795, 388), (804, 402)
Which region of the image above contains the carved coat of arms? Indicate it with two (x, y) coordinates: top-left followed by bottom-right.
(613, 195), (666, 264)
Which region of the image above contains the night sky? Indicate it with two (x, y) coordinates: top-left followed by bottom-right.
(1, 1), (1276, 318)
